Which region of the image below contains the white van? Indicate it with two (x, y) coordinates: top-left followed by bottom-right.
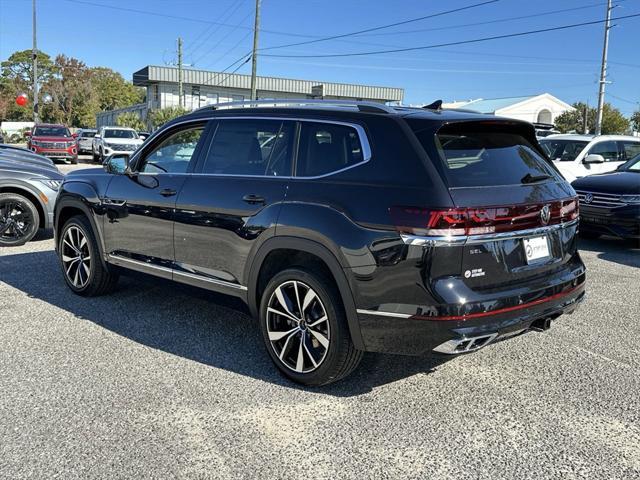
(539, 134), (640, 182)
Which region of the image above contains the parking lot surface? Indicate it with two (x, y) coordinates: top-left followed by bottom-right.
(1, 159), (639, 479)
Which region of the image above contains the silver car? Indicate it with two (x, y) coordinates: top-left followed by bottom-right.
(76, 129), (97, 154)
(0, 148), (63, 246)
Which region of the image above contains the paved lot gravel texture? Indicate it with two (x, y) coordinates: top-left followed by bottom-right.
(1, 160), (639, 479)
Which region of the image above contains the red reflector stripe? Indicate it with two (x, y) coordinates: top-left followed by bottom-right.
(414, 283), (584, 321)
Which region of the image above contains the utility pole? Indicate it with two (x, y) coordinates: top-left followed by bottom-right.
(177, 37), (184, 108)
(250, 0), (261, 101)
(595, 0), (613, 136)
(583, 103), (589, 134)
(32, 0), (38, 123)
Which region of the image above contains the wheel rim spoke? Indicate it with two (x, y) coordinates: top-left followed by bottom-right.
(61, 226), (90, 288)
(266, 280), (330, 374)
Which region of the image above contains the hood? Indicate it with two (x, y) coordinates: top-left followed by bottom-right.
(31, 135), (75, 142)
(0, 151), (57, 169)
(571, 171), (640, 195)
(102, 137), (143, 145)
(0, 157), (64, 180)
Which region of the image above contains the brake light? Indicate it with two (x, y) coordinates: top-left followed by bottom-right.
(390, 197), (578, 237)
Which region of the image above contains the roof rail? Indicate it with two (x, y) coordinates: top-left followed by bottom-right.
(194, 99), (395, 114)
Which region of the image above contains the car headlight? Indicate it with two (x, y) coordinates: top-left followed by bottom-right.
(33, 179), (62, 191)
(620, 195), (640, 205)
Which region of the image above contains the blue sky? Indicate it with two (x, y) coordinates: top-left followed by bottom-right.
(1, 0), (638, 114)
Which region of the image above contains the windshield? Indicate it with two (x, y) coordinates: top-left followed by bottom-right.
(33, 126), (71, 137)
(621, 154), (640, 172)
(539, 139), (589, 162)
(80, 131), (96, 138)
(104, 129), (138, 139)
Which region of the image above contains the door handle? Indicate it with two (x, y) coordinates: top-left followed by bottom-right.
(242, 194), (265, 205)
(160, 188), (177, 197)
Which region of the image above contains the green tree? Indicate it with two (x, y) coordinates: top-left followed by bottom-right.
(0, 49), (56, 121)
(631, 110), (640, 132)
(90, 67), (144, 111)
(555, 102), (629, 135)
(149, 106), (188, 129)
(116, 111), (146, 131)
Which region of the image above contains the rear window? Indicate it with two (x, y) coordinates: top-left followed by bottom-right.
(413, 124), (558, 188)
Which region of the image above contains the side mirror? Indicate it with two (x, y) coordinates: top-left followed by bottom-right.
(103, 153), (130, 174)
(72, 133), (78, 139)
(584, 154), (605, 164)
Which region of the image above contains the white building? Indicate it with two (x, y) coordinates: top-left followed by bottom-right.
(97, 65), (404, 128)
(442, 93), (573, 125)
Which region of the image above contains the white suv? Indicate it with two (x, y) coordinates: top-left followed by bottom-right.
(92, 127), (144, 163)
(539, 134), (640, 182)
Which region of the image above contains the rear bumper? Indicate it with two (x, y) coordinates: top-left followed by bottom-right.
(356, 272), (586, 356)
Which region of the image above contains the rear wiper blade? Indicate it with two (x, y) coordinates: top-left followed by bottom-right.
(521, 173), (552, 184)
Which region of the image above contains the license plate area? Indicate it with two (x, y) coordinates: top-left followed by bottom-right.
(523, 235), (550, 264)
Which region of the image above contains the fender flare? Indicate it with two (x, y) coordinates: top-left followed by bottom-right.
(247, 236), (364, 350)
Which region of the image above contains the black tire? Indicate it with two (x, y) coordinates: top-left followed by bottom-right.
(71, 156), (78, 165)
(579, 230), (600, 240)
(0, 193), (40, 247)
(259, 268), (363, 386)
(92, 148), (98, 162)
(58, 215), (119, 296)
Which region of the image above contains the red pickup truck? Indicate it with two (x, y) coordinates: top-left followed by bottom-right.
(27, 124), (78, 164)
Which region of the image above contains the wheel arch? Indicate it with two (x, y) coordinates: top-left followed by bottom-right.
(247, 236), (364, 350)
(0, 183), (47, 229)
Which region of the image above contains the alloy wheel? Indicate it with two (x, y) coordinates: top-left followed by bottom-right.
(266, 280), (330, 373)
(0, 200), (33, 242)
(61, 226), (92, 289)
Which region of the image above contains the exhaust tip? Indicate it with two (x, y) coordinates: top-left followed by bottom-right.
(531, 317), (552, 332)
(433, 333), (498, 354)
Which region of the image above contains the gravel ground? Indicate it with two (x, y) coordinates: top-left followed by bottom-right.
(1, 161), (639, 479)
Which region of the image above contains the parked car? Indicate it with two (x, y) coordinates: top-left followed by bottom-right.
(540, 134), (640, 182)
(572, 153), (640, 242)
(54, 100), (586, 385)
(0, 145), (56, 168)
(0, 150), (63, 246)
(76, 128), (97, 154)
(26, 123), (78, 164)
(92, 127), (143, 162)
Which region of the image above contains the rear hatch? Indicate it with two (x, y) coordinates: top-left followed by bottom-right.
(407, 118), (578, 289)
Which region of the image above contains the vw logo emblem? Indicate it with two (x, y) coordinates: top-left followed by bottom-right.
(584, 193), (593, 204)
(540, 205), (551, 225)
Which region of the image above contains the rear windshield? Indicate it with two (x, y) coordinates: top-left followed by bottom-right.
(412, 124), (558, 188)
(539, 139), (589, 162)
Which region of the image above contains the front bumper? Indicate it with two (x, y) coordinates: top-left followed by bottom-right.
(579, 207), (640, 239)
(32, 146), (77, 161)
(356, 273), (586, 356)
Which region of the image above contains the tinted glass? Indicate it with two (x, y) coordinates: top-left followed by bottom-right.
(588, 141), (619, 161)
(80, 131), (96, 138)
(625, 154), (640, 171)
(539, 139), (589, 161)
(34, 126), (70, 137)
(429, 130), (558, 187)
(620, 141), (640, 160)
(104, 129), (138, 139)
(139, 126), (204, 174)
(296, 122), (364, 177)
(202, 120), (293, 176)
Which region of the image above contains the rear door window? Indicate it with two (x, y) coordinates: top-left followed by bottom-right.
(296, 122), (365, 177)
(539, 139), (588, 161)
(414, 125), (559, 188)
(619, 141), (640, 161)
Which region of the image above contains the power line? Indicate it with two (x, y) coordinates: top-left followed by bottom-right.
(261, 13), (640, 58)
(258, 0), (500, 52)
(192, 11), (254, 66)
(186, 0), (247, 57)
(353, 0), (626, 37)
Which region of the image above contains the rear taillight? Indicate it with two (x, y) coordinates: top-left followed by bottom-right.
(391, 197), (579, 237)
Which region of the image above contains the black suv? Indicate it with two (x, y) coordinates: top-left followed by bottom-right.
(54, 100), (586, 385)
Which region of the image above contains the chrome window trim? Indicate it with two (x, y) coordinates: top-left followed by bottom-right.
(131, 116), (372, 179)
(400, 218), (579, 247)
